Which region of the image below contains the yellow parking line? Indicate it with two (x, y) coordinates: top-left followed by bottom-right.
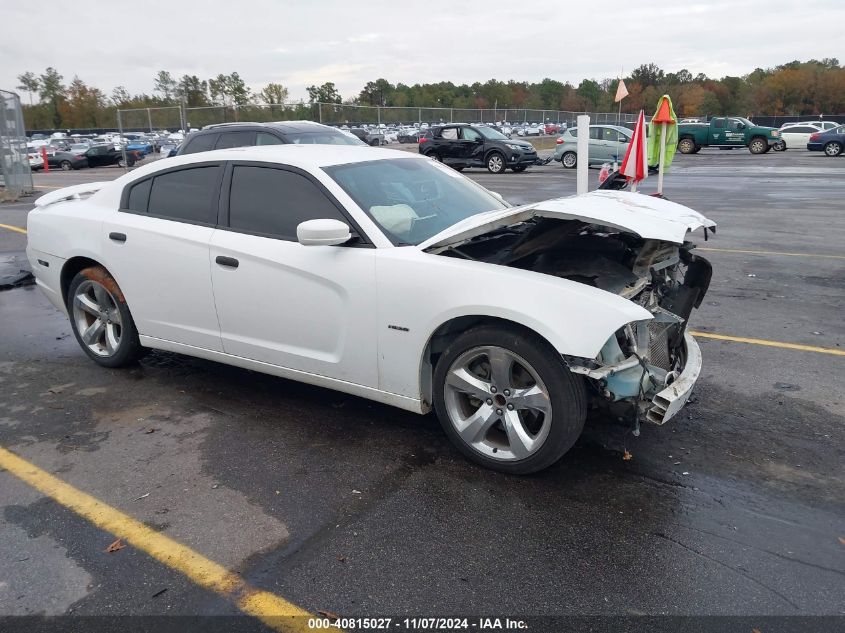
(698, 247), (845, 260)
(0, 222), (27, 235)
(0, 446), (312, 632)
(690, 331), (845, 356)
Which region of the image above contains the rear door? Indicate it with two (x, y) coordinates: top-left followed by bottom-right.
(102, 163), (225, 351)
(209, 162), (378, 386)
(589, 126), (606, 162)
(435, 126), (461, 163)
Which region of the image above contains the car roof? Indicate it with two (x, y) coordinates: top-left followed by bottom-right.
(199, 120), (341, 134)
(127, 144), (423, 176)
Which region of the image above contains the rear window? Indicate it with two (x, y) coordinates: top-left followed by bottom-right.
(146, 166), (221, 224)
(182, 133), (216, 154)
(283, 131), (363, 146)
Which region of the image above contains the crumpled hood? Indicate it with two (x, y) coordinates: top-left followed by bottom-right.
(418, 190), (716, 250)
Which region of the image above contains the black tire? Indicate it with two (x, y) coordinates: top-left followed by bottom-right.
(823, 141), (843, 157)
(433, 325), (587, 475)
(561, 151), (577, 169)
(692, 145), (702, 154)
(678, 137), (696, 154)
(512, 165), (527, 172)
(66, 266), (145, 368)
(486, 151), (506, 174)
(748, 137), (768, 154)
(452, 166), (464, 172)
(60, 160), (72, 171)
(117, 158), (126, 168)
(426, 151), (442, 162)
(772, 140), (786, 151)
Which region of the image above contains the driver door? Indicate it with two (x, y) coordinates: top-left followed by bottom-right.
(209, 162), (378, 387)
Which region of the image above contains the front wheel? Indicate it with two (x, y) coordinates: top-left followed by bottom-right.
(433, 325), (586, 474)
(60, 160), (73, 171)
(67, 266), (145, 368)
(824, 141), (843, 156)
(678, 137), (696, 154)
(561, 151), (577, 169)
(486, 152), (506, 173)
(772, 140), (786, 151)
(748, 137), (768, 154)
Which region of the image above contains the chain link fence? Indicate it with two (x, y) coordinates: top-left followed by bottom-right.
(0, 89), (34, 202)
(116, 103), (646, 131)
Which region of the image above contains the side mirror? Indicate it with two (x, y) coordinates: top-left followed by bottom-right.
(738, 123), (746, 129)
(297, 219), (351, 246)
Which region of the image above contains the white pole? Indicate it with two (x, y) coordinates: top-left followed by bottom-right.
(576, 114), (590, 195)
(657, 121), (667, 194)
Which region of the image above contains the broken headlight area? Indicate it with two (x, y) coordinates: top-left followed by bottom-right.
(435, 216), (712, 426)
(566, 241), (712, 426)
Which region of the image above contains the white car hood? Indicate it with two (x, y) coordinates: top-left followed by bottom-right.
(419, 190), (716, 250)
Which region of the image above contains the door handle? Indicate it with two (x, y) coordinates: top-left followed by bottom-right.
(215, 255), (239, 269)
(109, 232), (126, 242)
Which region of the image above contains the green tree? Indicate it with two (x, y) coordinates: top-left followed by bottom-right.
(259, 82), (289, 104)
(630, 63), (665, 88)
(110, 86), (131, 106)
(177, 75), (209, 107)
(38, 67), (65, 128)
(226, 72), (251, 106)
(576, 79), (602, 109)
(154, 71), (177, 100)
(16, 71), (40, 105)
(307, 82), (342, 104)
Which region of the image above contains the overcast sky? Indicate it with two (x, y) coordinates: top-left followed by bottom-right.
(2, 0), (842, 102)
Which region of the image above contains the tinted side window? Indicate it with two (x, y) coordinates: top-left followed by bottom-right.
(589, 127), (602, 140)
(147, 166), (221, 224)
(127, 178), (151, 212)
(461, 127), (482, 141)
(228, 166), (346, 240)
(215, 131), (255, 149)
(182, 133), (217, 154)
(257, 132), (283, 145)
(713, 119), (725, 129)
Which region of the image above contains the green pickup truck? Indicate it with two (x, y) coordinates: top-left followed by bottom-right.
(677, 117), (781, 154)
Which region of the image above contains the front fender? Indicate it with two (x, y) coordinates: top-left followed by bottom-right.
(375, 249), (651, 399)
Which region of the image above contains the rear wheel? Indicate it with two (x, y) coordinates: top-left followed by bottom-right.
(748, 137), (768, 154)
(433, 325), (586, 474)
(823, 141), (843, 156)
(486, 152), (506, 174)
(67, 266), (145, 368)
(426, 151), (442, 162)
(60, 160), (73, 171)
(561, 152), (577, 169)
(512, 165), (527, 172)
(678, 137), (696, 154)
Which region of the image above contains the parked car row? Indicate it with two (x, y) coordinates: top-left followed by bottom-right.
(25, 142), (145, 171)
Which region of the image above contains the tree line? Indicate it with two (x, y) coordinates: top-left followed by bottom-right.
(15, 59), (845, 130)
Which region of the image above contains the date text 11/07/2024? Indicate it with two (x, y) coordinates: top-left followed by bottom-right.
(307, 617), (529, 630)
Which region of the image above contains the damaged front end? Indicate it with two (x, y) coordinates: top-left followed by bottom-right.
(432, 212), (713, 429)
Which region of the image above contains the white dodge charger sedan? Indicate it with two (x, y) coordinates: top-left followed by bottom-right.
(26, 145), (715, 474)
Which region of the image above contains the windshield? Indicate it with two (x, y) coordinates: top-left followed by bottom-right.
(286, 131), (365, 146)
(476, 126), (508, 141)
(324, 158), (508, 245)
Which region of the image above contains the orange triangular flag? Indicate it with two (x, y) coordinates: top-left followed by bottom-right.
(652, 96), (675, 123)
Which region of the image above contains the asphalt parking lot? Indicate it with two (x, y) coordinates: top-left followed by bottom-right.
(1, 148), (843, 628)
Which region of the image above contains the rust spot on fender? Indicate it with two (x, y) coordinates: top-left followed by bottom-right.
(80, 266), (125, 303)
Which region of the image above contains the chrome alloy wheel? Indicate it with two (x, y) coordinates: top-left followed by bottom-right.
(72, 279), (123, 357)
(443, 346), (552, 461)
(487, 153), (504, 173)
